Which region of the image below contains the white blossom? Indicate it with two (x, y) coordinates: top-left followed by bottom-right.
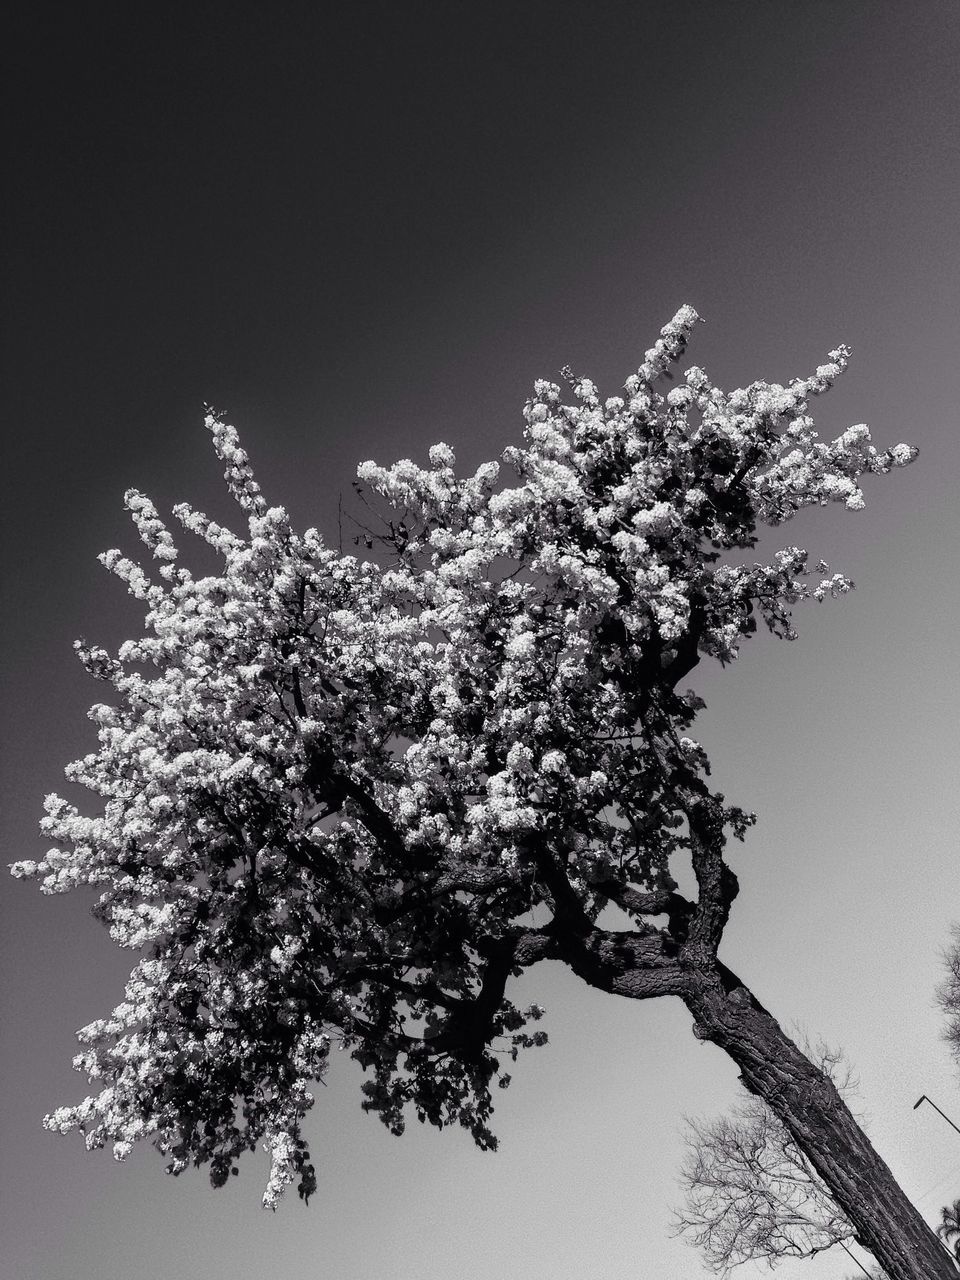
(10, 316), (916, 1209)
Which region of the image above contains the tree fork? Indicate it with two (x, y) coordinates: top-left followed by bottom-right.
(682, 967), (955, 1280)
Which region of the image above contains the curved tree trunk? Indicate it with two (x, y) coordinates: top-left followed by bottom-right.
(683, 965), (956, 1280)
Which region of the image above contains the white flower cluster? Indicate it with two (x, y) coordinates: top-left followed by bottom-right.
(12, 311), (915, 1203)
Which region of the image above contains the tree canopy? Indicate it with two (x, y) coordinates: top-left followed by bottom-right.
(14, 308), (947, 1278)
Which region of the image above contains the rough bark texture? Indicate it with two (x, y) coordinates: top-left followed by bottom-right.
(681, 964), (955, 1280)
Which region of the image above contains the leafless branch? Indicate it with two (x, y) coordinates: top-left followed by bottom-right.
(674, 1043), (862, 1274)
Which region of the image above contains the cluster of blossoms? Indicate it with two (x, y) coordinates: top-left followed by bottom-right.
(11, 309), (915, 1205)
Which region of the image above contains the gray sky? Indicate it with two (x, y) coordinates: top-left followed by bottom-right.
(4, 3), (960, 1277)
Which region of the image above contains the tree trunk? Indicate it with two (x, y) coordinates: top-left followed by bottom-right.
(683, 965), (956, 1280)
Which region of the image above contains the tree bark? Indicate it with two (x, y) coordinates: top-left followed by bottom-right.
(683, 964), (956, 1280)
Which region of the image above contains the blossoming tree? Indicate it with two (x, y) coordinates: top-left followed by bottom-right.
(12, 308), (949, 1278)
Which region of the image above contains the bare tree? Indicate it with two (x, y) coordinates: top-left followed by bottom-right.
(940, 927), (960, 1065)
(936, 933), (960, 1269)
(676, 1044), (864, 1272)
(940, 1200), (960, 1262)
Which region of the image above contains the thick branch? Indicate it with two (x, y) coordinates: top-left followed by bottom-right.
(347, 928), (556, 1059)
(661, 595), (705, 688)
(302, 740), (413, 865)
(549, 922), (685, 1000)
(383, 865), (520, 918)
(684, 796), (740, 958)
(656, 777), (740, 963)
(427, 934), (533, 1061)
(594, 878), (694, 937)
(527, 837), (596, 934)
(339, 774), (410, 861)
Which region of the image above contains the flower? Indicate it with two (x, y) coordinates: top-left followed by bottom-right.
(12, 307), (916, 1208)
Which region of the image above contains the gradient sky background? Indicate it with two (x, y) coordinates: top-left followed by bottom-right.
(4, 3), (960, 1277)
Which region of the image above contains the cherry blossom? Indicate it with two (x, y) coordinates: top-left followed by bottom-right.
(13, 309), (943, 1280)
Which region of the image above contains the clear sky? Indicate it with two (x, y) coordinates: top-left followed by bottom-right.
(3, 3), (960, 1277)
